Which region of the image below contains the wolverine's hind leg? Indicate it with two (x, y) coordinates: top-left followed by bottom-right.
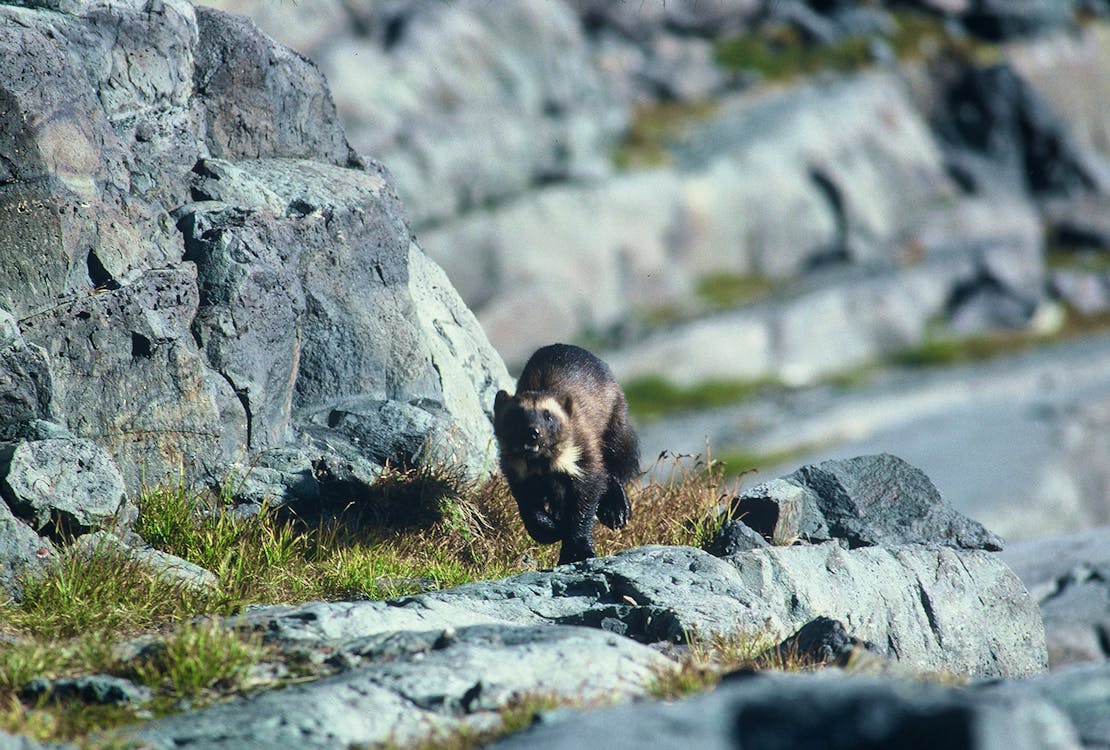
(602, 406), (641, 484)
(557, 474), (606, 565)
(596, 475), (631, 530)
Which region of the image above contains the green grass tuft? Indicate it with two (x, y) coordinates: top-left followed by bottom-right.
(129, 618), (262, 698)
(613, 99), (719, 170)
(695, 272), (776, 309)
(9, 542), (218, 640)
(623, 375), (779, 420)
(714, 24), (871, 81)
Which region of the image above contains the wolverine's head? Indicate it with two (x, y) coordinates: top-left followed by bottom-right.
(493, 390), (580, 476)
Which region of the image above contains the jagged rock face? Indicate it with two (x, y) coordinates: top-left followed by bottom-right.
(0, 1), (511, 493)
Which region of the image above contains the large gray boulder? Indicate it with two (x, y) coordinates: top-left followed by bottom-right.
(0, 1), (511, 493)
(179, 155), (508, 470)
(734, 454), (1005, 551)
(0, 438), (131, 536)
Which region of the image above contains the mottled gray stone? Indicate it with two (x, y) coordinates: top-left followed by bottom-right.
(704, 518), (770, 556)
(490, 671), (1083, 750)
(20, 674), (153, 707)
(742, 454), (1005, 551)
(931, 62), (1098, 197)
(0, 438), (131, 536)
(980, 661), (1110, 749)
(247, 542), (1045, 678)
(2, 0), (511, 495)
(178, 155), (510, 472)
(0, 310), (52, 428)
(1000, 527), (1110, 667)
(0, 498), (55, 602)
(193, 7), (358, 167)
(17, 267), (226, 491)
(75, 532), (218, 593)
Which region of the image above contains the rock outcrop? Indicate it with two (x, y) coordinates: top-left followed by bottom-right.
(0, 0), (510, 518)
(0, 440), (1083, 749)
(121, 540), (1048, 748)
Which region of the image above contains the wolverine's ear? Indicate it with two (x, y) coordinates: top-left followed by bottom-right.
(494, 390), (510, 416)
(562, 395), (573, 416)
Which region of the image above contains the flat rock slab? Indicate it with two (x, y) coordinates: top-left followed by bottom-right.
(248, 544), (1045, 679)
(130, 623), (671, 750)
(84, 542), (1046, 749)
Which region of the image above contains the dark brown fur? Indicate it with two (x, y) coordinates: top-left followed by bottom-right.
(493, 343), (640, 564)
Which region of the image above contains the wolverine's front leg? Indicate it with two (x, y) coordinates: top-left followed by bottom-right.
(510, 476), (563, 545)
(557, 474), (606, 565)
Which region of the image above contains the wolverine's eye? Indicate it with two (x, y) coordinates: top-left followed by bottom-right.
(543, 410), (552, 421)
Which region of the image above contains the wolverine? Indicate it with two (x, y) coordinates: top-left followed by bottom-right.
(493, 343), (640, 565)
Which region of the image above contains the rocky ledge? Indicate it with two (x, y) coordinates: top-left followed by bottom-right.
(7, 454), (1106, 750)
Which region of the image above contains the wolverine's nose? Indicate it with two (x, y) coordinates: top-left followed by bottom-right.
(528, 427), (540, 443)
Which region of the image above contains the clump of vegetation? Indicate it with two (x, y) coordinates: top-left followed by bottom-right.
(613, 99), (719, 169)
(649, 628), (834, 699)
(695, 272), (777, 309)
(128, 618), (262, 698)
(715, 24), (872, 81)
(889, 302), (1110, 369)
(596, 450), (746, 556)
(623, 374), (780, 420)
(714, 9), (955, 83)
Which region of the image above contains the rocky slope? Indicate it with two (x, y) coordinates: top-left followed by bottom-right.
(638, 332), (1110, 540)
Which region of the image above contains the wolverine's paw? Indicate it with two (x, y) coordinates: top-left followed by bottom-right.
(597, 479), (631, 530)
